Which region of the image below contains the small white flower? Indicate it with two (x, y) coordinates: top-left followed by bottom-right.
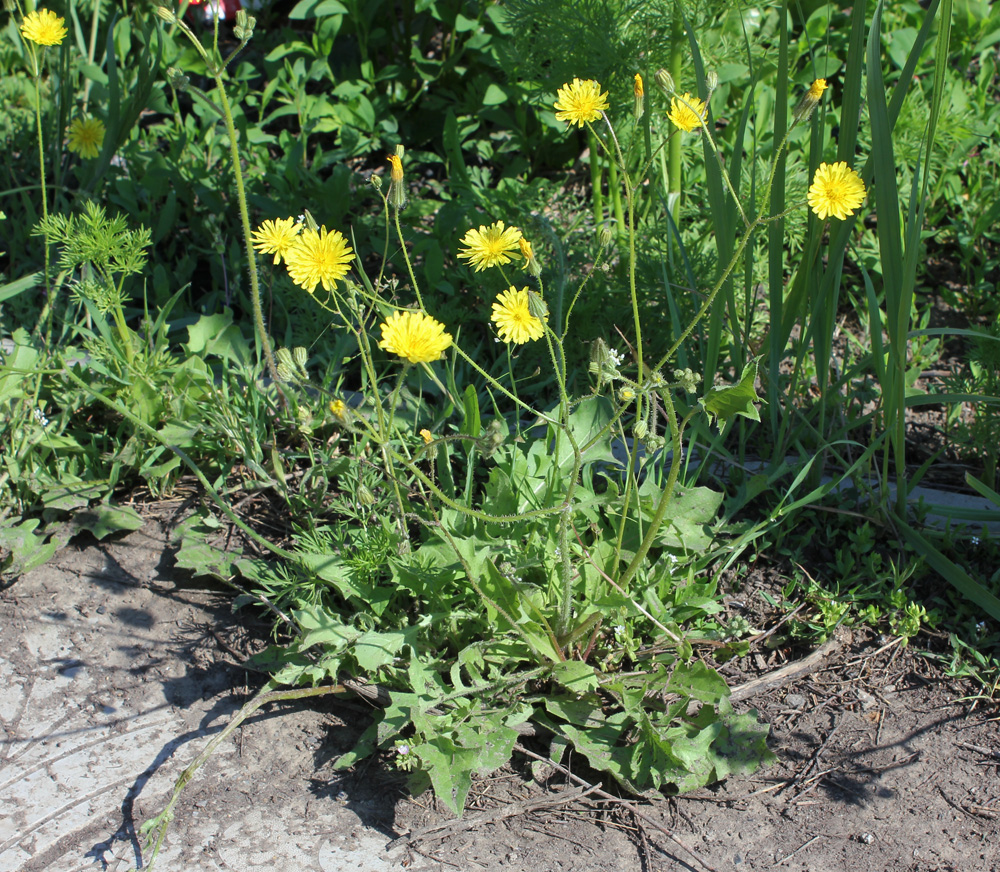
(609, 348), (624, 367)
(34, 407), (50, 428)
(971, 536), (981, 546)
(397, 744), (410, 756)
(613, 624), (626, 636)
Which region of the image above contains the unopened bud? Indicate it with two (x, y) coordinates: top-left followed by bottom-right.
(166, 67), (189, 91)
(706, 70), (719, 93)
(526, 289), (548, 323)
(654, 69), (674, 97)
(599, 224), (615, 248)
(275, 348), (293, 382)
(634, 418), (648, 440)
(633, 73), (645, 121)
(233, 10), (256, 41)
(154, 5), (177, 24)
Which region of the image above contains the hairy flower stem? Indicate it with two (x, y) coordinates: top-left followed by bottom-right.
(213, 77), (282, 397)
(616, 399), (696, 593)
(393, 208), (426, 311)
(29, 68), (55, 346)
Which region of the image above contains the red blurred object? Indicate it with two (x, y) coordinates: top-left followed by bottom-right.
(181, 0), (242, 22)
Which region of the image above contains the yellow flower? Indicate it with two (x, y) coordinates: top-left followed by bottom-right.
(66, 117), (105, 159)
(808, 78), (829, 100)
(285, 226), (355, 292)
(378, 310), (453, 363)
(667, 93), (707, 133)
(519, 237), (542, 277)
(419, 428), (433, 444)
(553, 78), (610, 128)
(458, 220), (522, 272)
(329, 399), (348, 421)
(387, 153), (406, 209)
(251, 217), (301, 265)
(388, 154), (403, 183)
(491, 287), (546, 345)
(20, 9), (67, 46)
(795, 79), (829, 123)
(633, 73), (645, 120)
(807, 161), (866, 220)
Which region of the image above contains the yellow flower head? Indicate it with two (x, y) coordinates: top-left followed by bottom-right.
(633, 74), (644, 98)
(419, 428), (433, 444)
(667, 93), (707, 133)
(67, 117), (105, 159)
(491, 286), (547, 345)
(378, 310), (453, 363)
(807, 161), (866, 221)
(284, 226), (355, 292)
(20, 9), (67, 46)
(251, 217), (301, 265)
(388, 153), (403, 183)
(329, 398), (348, 421)
(458, 220), (522, 272)
(808, 78), (829, 100)
(553, 78), (610, 128)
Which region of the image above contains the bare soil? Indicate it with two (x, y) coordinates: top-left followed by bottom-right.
(2, 507), (999, 872)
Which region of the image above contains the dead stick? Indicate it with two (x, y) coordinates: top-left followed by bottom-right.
(730, 631), (846, 702)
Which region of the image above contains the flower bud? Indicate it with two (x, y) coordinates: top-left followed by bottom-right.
(706, 70), (718, 92)
(633, 73), (644, 121)
(167, 67), (189, 92)
(654, 69), (674, 97)
(275, 347), (293, 382)
(526, 289), (548, 323)
(634, 418), (648, 440)
(154, 5), (177, 24)
(599, 224), (614, 248)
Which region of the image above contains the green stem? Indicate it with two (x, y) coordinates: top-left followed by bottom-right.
(393, 207), (425, 311)
(31, 67), (54, 346)
(668, 8), (683, 230)
(82, 0), (102, 112)
(588, 127), (604, 227)
(616, 402), (696, 592)
(212, 74), (280, 391)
